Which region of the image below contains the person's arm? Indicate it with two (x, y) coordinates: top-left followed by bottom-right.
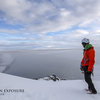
(88, 49), (95, 72)
(80, 50), (84, 71)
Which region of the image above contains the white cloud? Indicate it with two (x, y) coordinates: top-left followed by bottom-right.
(0, 28), (100, 50)
(0, 28), (20, 34)
(0, 0), (100, 33)
(79, 19), (93, 27)
(0, 0), (31, 24)
(0, 0), (100, 49)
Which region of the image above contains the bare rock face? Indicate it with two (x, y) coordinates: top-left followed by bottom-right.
(37, 74), (60, 81)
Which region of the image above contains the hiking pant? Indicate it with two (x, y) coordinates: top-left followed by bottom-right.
(83, 66), (97, 93)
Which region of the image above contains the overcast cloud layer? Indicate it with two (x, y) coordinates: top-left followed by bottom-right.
(0, 0), (100, 50)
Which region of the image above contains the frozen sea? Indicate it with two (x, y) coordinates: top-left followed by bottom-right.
(0, 47), (100, 80)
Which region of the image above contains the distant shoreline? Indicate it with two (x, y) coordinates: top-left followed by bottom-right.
(0, 48), (82, 53)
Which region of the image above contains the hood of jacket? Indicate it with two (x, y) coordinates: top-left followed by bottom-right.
(84, 44), (93, 51)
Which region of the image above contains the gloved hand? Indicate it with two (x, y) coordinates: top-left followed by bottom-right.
(80, 67), (83, 71)
(80, 63), (83, 71)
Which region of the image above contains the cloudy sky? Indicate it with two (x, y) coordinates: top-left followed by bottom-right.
(0, 0), (100, 50)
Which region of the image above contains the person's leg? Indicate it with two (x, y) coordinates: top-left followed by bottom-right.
(84, 72), (91, 91)
(84, 72), (97, 93)
(88, 85), (91, 91)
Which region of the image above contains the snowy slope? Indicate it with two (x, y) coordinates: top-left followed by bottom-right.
(0, 73), (100, 100)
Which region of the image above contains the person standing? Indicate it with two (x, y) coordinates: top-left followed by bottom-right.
(80, 38), (97, 94)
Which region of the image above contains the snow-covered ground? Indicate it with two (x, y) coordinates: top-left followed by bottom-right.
(0, 73), (100, 100)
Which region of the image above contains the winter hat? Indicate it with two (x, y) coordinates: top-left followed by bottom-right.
(82, 38), (90, 44)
